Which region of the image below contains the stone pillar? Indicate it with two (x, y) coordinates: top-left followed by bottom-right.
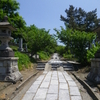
(18, 38), (23, 52)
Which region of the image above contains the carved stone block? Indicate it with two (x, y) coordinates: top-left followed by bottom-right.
(0, 57), (22, 83)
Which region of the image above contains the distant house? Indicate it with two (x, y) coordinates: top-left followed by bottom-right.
(93, 26), (100, 42)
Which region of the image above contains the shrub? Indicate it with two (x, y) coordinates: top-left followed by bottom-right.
(37, 51), (50, 60)
(63, 53), (73, 59)
(14, 51), (31, 70)
(10, 45), (18, 51)
(87, 44), (100, 62)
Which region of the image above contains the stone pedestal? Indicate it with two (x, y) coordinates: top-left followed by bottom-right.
(0, 57), (22, 83)
(87, 58), (100, 84)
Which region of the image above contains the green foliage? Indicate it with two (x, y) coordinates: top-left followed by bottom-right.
(10, 45), (18, 51)
(55, 27), (96, 63)
(37, 51), (50, 60)
(56, 45), (65, 55)
(61, 5), (100, 32)
(23, 25), (57, 56)
(63, 52), (73, 60)
(14, 51), (31, 71)
(87, 44), (100, 62)
(0, 0), (26, 38)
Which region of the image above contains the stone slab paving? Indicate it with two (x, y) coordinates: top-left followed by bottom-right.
(22, 71), (82, 100)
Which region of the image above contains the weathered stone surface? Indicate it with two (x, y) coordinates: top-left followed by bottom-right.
(64, 75), (73, 81)
(71, 96), (82, 100)
(48, 85), (58, 94)
(0, 17), (22, 83)
(0, 57), (22, 83)
(57, 66), (64, 72)
(44, 63), (52, 71)
(87, 58), (100, 83)
(0, 50), (14, 57)
(22, 93), (35, 100)
(43, 71), (48, 74)
(59, 90), (70, 100)
(33, 81), (42, 85)
(36, 75), (45, 81)
(28, 84), (39, 93)
(59, 83), (68, 89)
(46, 94), (58, 100)
(50, 80), (58, 85)
(43, 77), (51, 82)
(51, 76), (58, 80)
(70, 87), (81, 96)
(46, 71), (52, 76)
(18, 38), (23, 52)
(0, 62), (3, 66)
(22, 71), (82, 100)
(59, 79), (66, 83)
(40, 82), (49, 88)
(68, 81), (77, 87)
(34, 89), (48, 100)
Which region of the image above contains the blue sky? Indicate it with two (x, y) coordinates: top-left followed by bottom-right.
(17, 0), (100, 35)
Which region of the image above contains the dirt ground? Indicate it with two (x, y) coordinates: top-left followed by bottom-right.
(0, 63), (38, 100)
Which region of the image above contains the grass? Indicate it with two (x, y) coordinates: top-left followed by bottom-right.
(10, 45), (32, 70)
(14, 51), (32, 70)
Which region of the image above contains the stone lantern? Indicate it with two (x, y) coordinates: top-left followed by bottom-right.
(0, 16), (22, 83)
(87, 49), (100, 84)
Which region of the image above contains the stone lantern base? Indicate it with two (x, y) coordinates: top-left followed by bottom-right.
(87, 58), (100, 84)
(0, 57), (23, 83)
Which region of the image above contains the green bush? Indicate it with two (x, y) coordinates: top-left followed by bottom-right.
(10, 45), (18, 51)
(37, 51), (50, 60)
(87, 44), (100, 62)
(14, 51), (31, 70)
(63, 51), (73, 60)
(56, 46), (65, 56)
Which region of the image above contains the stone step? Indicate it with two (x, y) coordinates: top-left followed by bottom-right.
(36, 62), (74, 71)
(36, 67), (74, 71)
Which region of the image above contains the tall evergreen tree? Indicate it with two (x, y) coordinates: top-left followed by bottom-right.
(60, 5), (100, 32)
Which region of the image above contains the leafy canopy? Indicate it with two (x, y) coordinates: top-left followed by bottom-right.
(55, 27), (96, 63)
(23, 25), (57, 55)
(0, 0), (26, 38)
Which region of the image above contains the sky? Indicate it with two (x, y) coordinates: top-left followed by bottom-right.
(17, 0), (100, 44)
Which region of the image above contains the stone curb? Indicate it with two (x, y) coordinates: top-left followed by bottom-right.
(16, 71), (39, 90)
(72, 73), (99, 100)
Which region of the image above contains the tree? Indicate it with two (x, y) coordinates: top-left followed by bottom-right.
(55, 27), (96, 63)
(23, 25), (57, 56)
(60, 5), (100, 32)
(0, 0), (26, 38)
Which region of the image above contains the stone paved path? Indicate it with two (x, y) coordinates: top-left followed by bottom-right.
(21, 71), (82, 100)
